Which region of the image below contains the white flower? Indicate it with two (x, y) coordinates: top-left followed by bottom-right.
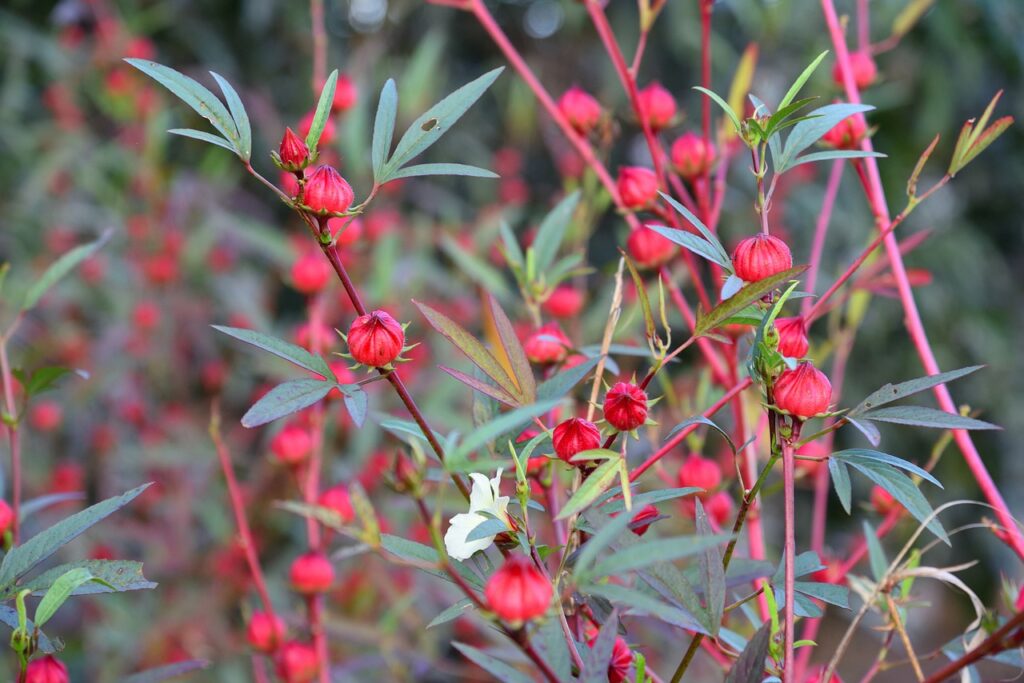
(443, 469), (511, 561)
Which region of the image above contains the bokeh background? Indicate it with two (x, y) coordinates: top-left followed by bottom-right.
(0, 0), (1022, 680)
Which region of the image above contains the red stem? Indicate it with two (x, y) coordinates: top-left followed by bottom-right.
(0, 335), (22, 543)
(782, 439), (796, 682)
(802, 159), (844, 317)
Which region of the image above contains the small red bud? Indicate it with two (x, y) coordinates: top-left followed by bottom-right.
(627, 225), (677, 269)
(278, 127), (310, 169)
(484, 554), (553, 625)
(775, 316), (809, 358)
(671, 132), (716, 180)
(0, 499), (12, 537)
(552, 417), (602, 463)
(247, 611), (286, 653)
(318, 485), (355, 524)
(558, 86), (602, 135)
(833, 52), (877, 90)
(617, 166), (659, 209)
(603, 382), (648, 432)
(774, 362), (832, 419)
(275, 641), (319, 683)
(347, 310), (405, 367)
(302, 165), (354, 216)
(637, 81), (677, 131)
(290, 251), (332, 295)
(629, 504), (659, 536)
(543, 286), (585, 319)
(289, 552), (335, 594)
(678, 454), (722, 498)
(731, 233), (793, 283)
(271, 425), (312, 466)
(25, 656), (69, 683)
(523, 323), (571, 365)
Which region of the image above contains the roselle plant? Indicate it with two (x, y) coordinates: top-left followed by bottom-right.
(2, 1), (1022, 682)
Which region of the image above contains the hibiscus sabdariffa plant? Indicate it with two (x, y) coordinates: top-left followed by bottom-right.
(122, 0), (1022, 680)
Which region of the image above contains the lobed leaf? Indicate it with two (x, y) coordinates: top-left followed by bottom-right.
(387, 163), (497, 180)
(860, 405), (998, 431)
(210, 72), (251, 160)
(778, 103), (874, 172)
(241, 379), (336, 428)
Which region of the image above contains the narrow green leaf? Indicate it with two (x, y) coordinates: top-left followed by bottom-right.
(831, 449), (940, 487)
(241, 379), (335, 428)
(957, 116), (1012, 172)
(665, 416), (736, 454)
(466, 517), (509, 542)
(380, 534), (484, 589)
(589, 533), (731, 578)
(695, 500), (726, 635)
(449, 399), (560, 467)
(34, 568), (109, 627)
(23, 367), (77, 397)
(439, 236), (511, 298)
(581, 610), (619, 683)
(306, 69), (338, 153)
(724, 620), (772, 683)
(779, 103), (874, 172)
(22, 230), (112, 311)
(167, 128), (236, 152)
(647, 225), (729, 270)
(778, 51), (829, 110)
(385, 67), (504, 175)
(487, 295), (537, 403)
(659, 192), (732, 267)
(850, 366), (984, 415)
(558, 458), (621, 520)
(695, 265), (808, 337)
(623, 253), (657, 340)
(453, 643), (535, 683)
(531, 191), (581, 274)
(861, 406), (999, 431)
(794, 580), (849, 608)
(693, 86), (742, 134)
(120, 660), (211, 683)
(536, 356), (601, 401)
(387, 163), (498, 180)
(574, 511), (636, 577)
(440, 365), (520, 406)
(21, 560), (155, 598)
(0, 484), (150, 586)
(601, 487), (701, 514)
(341, 385), (368, 427)
(829, 458), (852, 513)
(372, 79), (399, 180)
(862, 521), (888, 582)
(847, 460), (948, 543)
(786, 149), (886, 169)
(18, 493), (86, 522)
(210, 72), (251, 160)
(212, 325), (334, 379)
(585, 583), (707, 633)
(498, 220), (524, 271)
(125, 59), (239, 147)
(765, 96), (819, 136)
(426, 599), (474, 629)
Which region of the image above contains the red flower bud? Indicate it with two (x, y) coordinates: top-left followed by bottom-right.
(627, 225), (677, 269)
(678, 454), (722, 497)
(247, 611), (286, 652)
(271, 425), (312, 466)
(0, 499), (12, 536)
(774, 362), (832, 419)
(484, 554), (553, 625)
(671, 132), (716, 180)
(731, 233), (793, 282)
(347, 310), (405, 367)
(524, 323), (571, 365)
(590, 637), (633, 683)
(775, 316), (809, 358)
(302, 165), (354, 215)
(331, 74), (358, 113)
(822, 110), (867, 150)
(832, 52), (877, 90)
(558, 86), (602, 135)
(629, 504), (659, 536)
(318, 485), (355, 524)
(638, 81), (676, 131)
(290, 251), (331, 295)
(870, 485), (899, 515)
(29, 400), (63, 432)
(543, 285), (584, 319)
(617, 166), (659, 209)
(796, 440), (829, 478)
(278, 127), (310, 169)
(289, 552), (335, 594)
(25, 656), (69, 683)
(552, 418), (602, 463)
(276, 641), (319, 683)
(705, 491), (735, 528)
(327, 216), (363, 247)
(812, 555), (845, 585)
(603, 382), (648, 431)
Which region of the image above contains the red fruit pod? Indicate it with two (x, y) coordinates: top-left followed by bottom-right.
(318, 485), (355, 524)
(822, 111), (867, 150)
(731, 233), (793, 283)
(832, 51), (877, 90)
(870, 484), (900, 515)
(278, 127), (310, 170)
(290, 251), (332, 295)
(25, 656), (69, 683)
(523, 323), (571, 365)
(603, 382), (648, 431)
(670, 132), (716, 180)
(775, 316), (809, 359)
(299, 109), (336, 146)
(774, 362), (832, 419)
(0, 499), (12, 536)
(704, 490), (735, 528)
(552, 417), (602, 464)
(271, 425), (313, 466)
(484, 554), (553, 625)
(627, 225), (677, 269)
(289, 552), (336, 594)
(276, 641), (319, 683)
(557, 86), (602, 136)
(542, 285), (584, 319)
(678, 454), (722, 498)
(331, 74), (358, 113)
(617, 166), (659, 209)
(247, 611), (286, 653)
(589, 637), (633, 683)
(637, 81), (677, 131)
(302, 165), (354, 215)
(347, 310), (405, 367)
(629, 504), (659, 536)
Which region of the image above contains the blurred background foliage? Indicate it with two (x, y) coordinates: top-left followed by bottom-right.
(0, 0), (1022, 680)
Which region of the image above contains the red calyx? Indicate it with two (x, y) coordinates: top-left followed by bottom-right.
(670, 132), (716, 180)
(484, 554), (553, 625)
(638, 81), (677, 132)
(347, 309), (405, 367)
(302, 165), (354, 216)
(523, 323), (571, 365)
(557, 86), (602, 136)
(628, 225), (677, 269)
(603, 382), (648, 432)
(731, 233), (793, 283)
(289, 552), (336, 594)
(247, 611), (286, 653)
(278, 127), (310, 170)
(617, 166), (659, 209)
(775, 316), (809, 358)
(774, 362), (832, 419)
(552, 417), (602, 464)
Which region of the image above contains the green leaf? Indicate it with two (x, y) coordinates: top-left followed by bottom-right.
(167, 128), (236, 152)
(573, 511), (636, 577)
(764, 96), (819, 136)
(211, 325), (334, 378)
(846, 459), (948, 543)
(862, 521), (888, 582)
(860, 406), (998, 431)
(440, 366), (520, 406)
(0, 484), (150, 587)
(831, 449), (940, 487)
(829, 458), (852, 513)
(120, 660), (211, 683)
(413, 301), (520, 400)
(426, 599), (474, 629)
(241, 379), (336, 428)
(440, 236), (511, 298)
(659, 192), (732, 268)
(778, 103), (874, 172)
(452, 643), (535, 683)
(786, 149), (886, 169)
(778, 51), (829, 111)
(793, 580), (849, 608)
(380, 534), (484, 589)
(18, 493), (86, 522)
(372, 79), (399, 180)
(849, 366), (984, 415)
(384, 67), (504, 176)
(695, 501), (726, 635)
(306, 69), (338, 153)
(724, 620), (772, 683)
(448, 399), (560, 469)
(23, 366), (78, 397)
(693, 86), (742, 134)
(623, 253), (657, 340)
(20, 560), (155, 598)
(584, 583), (707, 633)
(0, 607), (58, 653)
(647, 225), (730, 270)
(558, 458), (621, 520)
(498, 221), (524, 271)
(531, 191), (581, 274)
(34, 568), (111, 627)
(22, 230), (112, 311)
(536, 355), (600, 402)
(466, 517), (509, 542)
(341, 385), (368, 427)
(275, 500), (348, 530)
(210, 72), (251, 160)
(695, 265), (808, 337)
(386, 163), (498, 180)
(487, 295), (537, 403)
(588, 533), (732, 578)
(124, 59), (239, 149)
(601, 487), (701, 514)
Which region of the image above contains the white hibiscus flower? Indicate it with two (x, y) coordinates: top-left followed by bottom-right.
(443, 469), (511, 561)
